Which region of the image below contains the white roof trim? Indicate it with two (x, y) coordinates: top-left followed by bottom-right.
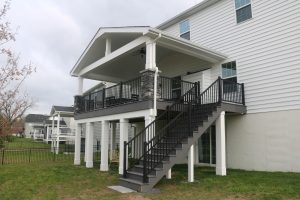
(156, 0), (221, 30)
(70, 26), (150, 76)
(78, 36), (148, 77)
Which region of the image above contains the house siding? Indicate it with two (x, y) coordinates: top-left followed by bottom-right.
(161, 0), (300, 114)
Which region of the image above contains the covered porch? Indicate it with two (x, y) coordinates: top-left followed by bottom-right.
(72, 27), (228, 117)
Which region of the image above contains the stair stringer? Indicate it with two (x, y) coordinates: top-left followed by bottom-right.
(138, 105), (224, 192)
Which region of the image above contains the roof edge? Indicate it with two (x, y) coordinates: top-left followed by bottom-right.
(156, 0), (220, 30)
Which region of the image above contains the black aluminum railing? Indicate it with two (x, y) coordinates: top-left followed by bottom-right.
(123, 82), (200, 177)
(123, 77), (245, 182)
(75, 75), (195, 113)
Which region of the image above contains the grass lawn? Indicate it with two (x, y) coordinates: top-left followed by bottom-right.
(3, 138), (50, 149)
(0, 163), (299, 200)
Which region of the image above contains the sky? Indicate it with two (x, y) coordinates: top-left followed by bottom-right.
(6, 0), (203, 115)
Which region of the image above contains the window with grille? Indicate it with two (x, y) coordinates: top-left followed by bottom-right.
(235, 0), (252, 23)
(179, 20), (190, 40)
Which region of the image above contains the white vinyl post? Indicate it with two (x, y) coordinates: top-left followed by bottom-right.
(119, 118), (129, 175)
(100, 121), (109, 171)
(51, 116), (55, 152)
(144, 115), (155, 142)
(216, 111), (226, 176)
(85, 122), (94, 168)
(74, 123), (81, 165)
(188, 144), (194, 182)
(166, 168), (172, 179)
(105, 37), (112, 56)
(56, 113), (60, 154)
(78, 77), (83, 95)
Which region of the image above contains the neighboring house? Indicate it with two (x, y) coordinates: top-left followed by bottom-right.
(48, 106), (76, 153)
(24, 114), (49, 140)
(70, 0), (300, 192)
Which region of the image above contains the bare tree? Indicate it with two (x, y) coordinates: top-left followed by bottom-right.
(0, 0), (35, 136)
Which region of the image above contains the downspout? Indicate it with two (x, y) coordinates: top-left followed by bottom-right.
(152, 32), (162, 116)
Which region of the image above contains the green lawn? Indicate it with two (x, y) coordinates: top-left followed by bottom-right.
(0, 163), (299, 200)
(3, 137), (50, 149)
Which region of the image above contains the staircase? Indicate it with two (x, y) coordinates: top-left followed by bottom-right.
(119, 77), (246, 192)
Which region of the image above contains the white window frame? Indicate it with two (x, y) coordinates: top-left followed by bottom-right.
(179, 19), (190, 39)
(222, 61), (237, 80)
(235, 0), (253, 24)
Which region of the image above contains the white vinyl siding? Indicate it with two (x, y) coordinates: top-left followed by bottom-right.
(161, 0), (300, 114)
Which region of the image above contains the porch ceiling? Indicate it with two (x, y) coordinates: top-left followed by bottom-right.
(72, 27), (227, 82)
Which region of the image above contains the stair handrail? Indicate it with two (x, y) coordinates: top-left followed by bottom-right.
(123, 81), (200, 177)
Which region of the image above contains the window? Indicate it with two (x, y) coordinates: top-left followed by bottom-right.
(222, 61), (237, 92)
(179, 20), (190, 40)
(235, 0), (252, 23)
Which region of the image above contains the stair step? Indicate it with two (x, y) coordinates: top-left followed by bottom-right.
(119, 177), (146, 192)
(125, 171), (156, 183)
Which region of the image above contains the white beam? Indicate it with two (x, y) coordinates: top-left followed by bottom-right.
(188, 144), (194, 182)
(216, 111), (226, 176)
(119, 118), (129, 175)
(100, 121), (109, 171)
(85, 122), (94, 168)
(74, 123), (81, 165)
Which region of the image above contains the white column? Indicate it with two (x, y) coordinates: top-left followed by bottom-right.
(55, 113), (60, 154)
(105, 37), (111, 56)
(100, 121), (109, 171)
(119, 118), (129, 175)
(74, 123), (81, 165)
(46, 126), (49, 142)
(51, 116), (55, 149)
(188, 144), (194, 182)
(166, 168), (172, 179)
(85, 122), (94, 168)
(78, 77), (83, 95)
(144, 115), (155, 142)
(145, 40), (156, 70)
(216, 111), (226, 176)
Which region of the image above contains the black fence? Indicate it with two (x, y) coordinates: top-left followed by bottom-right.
(0, 145), (101, 165)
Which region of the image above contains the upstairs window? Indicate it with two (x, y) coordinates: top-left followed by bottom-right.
(179, 20), (190, 40)
(235, 0), (252, 23)
(222, 61), (237, 93)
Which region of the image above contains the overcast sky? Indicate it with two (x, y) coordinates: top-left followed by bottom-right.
(6, 0), (203, 115)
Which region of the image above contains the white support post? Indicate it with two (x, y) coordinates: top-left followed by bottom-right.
(105, 37), (112, 56)
(100, 121), (109, 171)
(145, 40), (156, 70)
(74, 123), (81, 165)
(119, 118), (129, 175)
(46, 126), (49, 142)
(216, 111), (226, 176)
(166, 168), (172, 179)
(56, 113), (60, 154)
(51, 116), (55, 151)
(109, 123), (113, 161)
(144, 115), (155, 142)
(188, 144), (194, 182)
(85, 122), (94, 168)
(78, 77), (83, 95)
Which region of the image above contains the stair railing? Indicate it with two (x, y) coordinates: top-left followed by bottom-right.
(123, 82), (200, 177)
(123, 77), (245, 182)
